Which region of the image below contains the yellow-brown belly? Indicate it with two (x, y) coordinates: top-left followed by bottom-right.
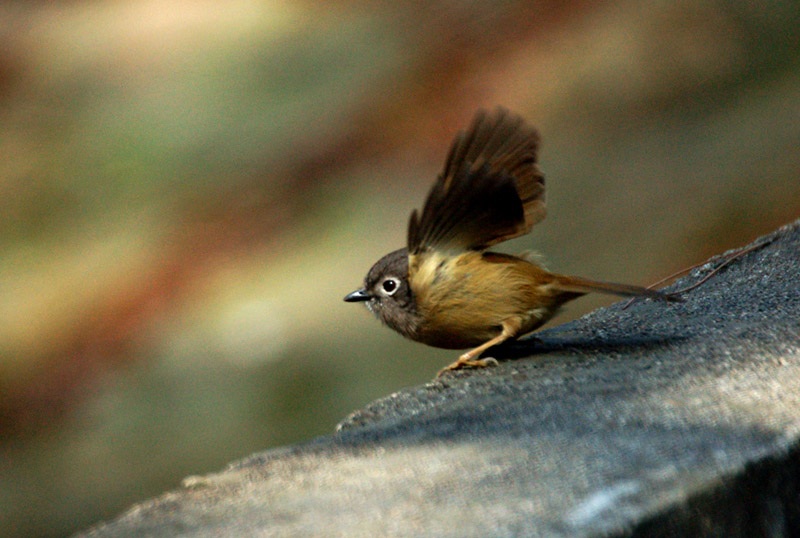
(408, 251), (573, 349)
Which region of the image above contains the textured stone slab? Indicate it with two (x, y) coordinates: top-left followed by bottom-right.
(77, 219), (800, 537)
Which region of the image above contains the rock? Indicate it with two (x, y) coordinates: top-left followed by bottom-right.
(76, 219), (800, 538)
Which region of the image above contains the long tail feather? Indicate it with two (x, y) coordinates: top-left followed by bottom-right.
(554, 275), (675, 301)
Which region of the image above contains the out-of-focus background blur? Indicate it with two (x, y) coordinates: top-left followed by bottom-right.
(1, 2), (798, 536)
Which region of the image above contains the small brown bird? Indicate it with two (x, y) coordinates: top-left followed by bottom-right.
(345, 108), (670, 375)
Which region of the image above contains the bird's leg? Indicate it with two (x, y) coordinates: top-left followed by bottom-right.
(437, 319), (520, 376)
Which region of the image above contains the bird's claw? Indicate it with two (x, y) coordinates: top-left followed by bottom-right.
(437, 356), (499, 377)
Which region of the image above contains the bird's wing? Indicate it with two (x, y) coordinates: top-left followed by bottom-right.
(407, 107), (545, 254)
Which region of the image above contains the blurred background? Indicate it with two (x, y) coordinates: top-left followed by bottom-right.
(1, 1), (798, 536)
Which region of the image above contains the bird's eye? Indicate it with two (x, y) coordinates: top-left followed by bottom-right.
(381, 278), (399, 295)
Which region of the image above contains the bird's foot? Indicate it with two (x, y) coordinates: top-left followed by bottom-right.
(437, 356), (499, 377)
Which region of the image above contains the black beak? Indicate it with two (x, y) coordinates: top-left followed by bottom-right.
(344, 288), (371, 302)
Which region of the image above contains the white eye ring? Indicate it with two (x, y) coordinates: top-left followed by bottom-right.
(380, 277), (399, 296)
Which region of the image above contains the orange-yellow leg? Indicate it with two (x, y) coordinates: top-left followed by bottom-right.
(437, 319), (520, 376)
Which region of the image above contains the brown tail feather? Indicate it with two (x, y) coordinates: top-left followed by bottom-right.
(554, 275), (674, 301)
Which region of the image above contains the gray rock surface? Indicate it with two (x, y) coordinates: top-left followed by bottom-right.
(77, 219), (800, 538)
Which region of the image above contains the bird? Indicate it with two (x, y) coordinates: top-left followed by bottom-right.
(344, 107), (672, 375)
